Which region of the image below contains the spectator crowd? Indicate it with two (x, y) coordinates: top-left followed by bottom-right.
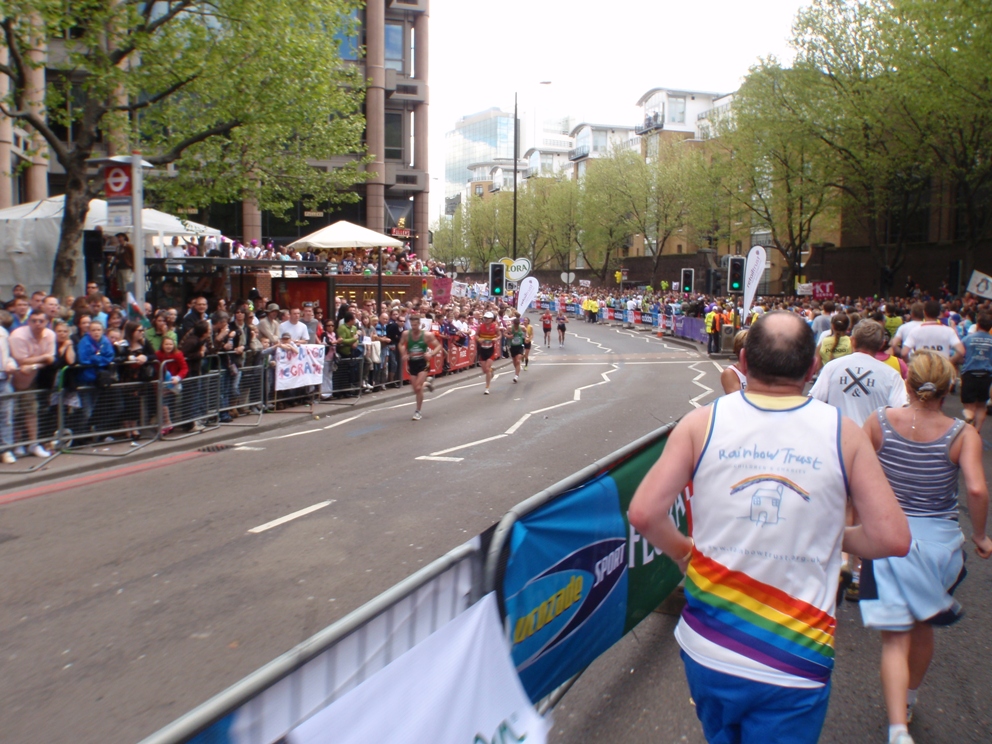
(3, 271), (991, 466)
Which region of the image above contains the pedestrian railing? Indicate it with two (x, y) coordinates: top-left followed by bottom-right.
(137, 422), (687, 744)
(138, 539), (483, 744)
(216, 361), (266, 428)
(0, 385), (62, 473)
(0, 341), (511, 476)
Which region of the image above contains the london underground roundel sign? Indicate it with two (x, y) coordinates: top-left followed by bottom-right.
(104, 165), (132, 198)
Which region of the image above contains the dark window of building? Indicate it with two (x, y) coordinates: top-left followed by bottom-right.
(385, 23), (404, 72)
(385, 112), (403, 160)
(677, 244), (683, 254)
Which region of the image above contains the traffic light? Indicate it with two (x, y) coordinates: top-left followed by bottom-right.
(680, 268), (694, 293)
(705, 268), (722, 295)
(489, 262), (505, 297)
(728, 256), (746, 293)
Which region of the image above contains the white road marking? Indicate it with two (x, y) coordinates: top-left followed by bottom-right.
(323, 414), (366, 430)
(569, 332), (612, 354)
(688, 362), (715, 408)
(428, 433), (508, 456)
(415, 455), (465, 462)
(531, 401), (575, 414)
(574, 365), (619, 401)
(248, 500), (335, 534)
(233, 446), (265, 451)
(712, 361), (725, 373)
(505, 413), (531, 435)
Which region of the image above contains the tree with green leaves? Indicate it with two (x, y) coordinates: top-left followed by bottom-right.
(712, 61), (839, 289)
(1, 0), (367, 297)
(883, 0), (992, 280)
(594, 140), (695, 286)
(580, 158), (632, 281)
(786, 0), (932, 295)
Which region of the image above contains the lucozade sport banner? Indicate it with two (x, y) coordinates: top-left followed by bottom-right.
(500, 429), (690, 702)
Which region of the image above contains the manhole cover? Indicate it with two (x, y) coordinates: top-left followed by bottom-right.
(198, 444), (234, 453)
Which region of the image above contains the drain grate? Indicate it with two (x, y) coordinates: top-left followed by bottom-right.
(197, 444), (234, 453)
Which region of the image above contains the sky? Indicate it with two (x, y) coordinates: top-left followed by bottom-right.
(426, 0), (811, 221)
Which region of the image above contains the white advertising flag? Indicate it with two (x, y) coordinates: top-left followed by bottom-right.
(517, 276), (539, 312)
(966, 269), (992, 300)
(742, 245), (766, 323)
(287, 593), (548, 744)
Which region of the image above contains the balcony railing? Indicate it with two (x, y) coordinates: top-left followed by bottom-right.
(635, 112), (664, 135)
(568, 144), (590, 161)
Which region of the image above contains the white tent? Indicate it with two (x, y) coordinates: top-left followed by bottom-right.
(0, 195), (221, 297)
(286, 220), (404, 251)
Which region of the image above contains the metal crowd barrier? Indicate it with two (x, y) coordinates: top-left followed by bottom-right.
(216, 361), (266, 428)
(138, 539), (483, 744)
(314, 355), (366, 406)
(0, 385), (62, 473)
(139, 422), (684, 744)
(61, 372), (162, 457)
(160, 360), (222, 441)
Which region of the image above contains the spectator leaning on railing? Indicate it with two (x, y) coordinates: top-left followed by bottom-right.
(8, 311), (57, 459)
(0, 310), (18, 464)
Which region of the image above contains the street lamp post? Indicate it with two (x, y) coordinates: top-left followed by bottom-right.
(512, 92), (518, 261)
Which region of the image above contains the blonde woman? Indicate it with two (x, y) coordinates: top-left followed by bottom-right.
(861, 351), (991, 744)
(720, 330), (748, 394)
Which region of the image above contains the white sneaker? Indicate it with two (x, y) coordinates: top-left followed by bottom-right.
(890, 732), (914, 744)
(412, 410), (422, 421)
(192, 421), (205, 432)
(484, 388), (490, 395)
(513, 375), (518, 383)
(1, 451), (15, 464)
(13, 446), (26, 457)
(29, 444), (51, 458)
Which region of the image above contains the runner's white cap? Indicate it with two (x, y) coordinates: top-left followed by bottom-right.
(484, 311), (494, 318)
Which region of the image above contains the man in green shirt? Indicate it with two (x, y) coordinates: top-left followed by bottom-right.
(399, 314), (441, 420)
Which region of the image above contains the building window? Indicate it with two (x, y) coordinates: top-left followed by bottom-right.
(677, 244), (683, 254)
(333, 10), (360, 60)
(385, 112), (403, 160)
(592, 129), (607, 153)
(669, 96), (686, 124)
(385, 23), (404, 72)
(475, 185), (484, 197)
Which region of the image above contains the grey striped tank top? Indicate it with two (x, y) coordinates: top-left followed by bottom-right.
(876, 408), (965, 520)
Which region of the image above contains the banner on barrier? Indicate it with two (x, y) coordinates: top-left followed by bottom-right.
(275, 344), (325, 390)
(288, 593), (547, 744)
(500, 431), (688, 702)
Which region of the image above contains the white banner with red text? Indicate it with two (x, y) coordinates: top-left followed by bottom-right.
(275, 344), (325, 390)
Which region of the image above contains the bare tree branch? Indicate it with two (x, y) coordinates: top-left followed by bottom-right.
(146, 119), (243, 165)
(111, 73), (200, 112)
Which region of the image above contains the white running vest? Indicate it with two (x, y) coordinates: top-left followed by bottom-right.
(675, 392), (849, 688)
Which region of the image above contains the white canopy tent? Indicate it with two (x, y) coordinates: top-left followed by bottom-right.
(0, 195), (221, 297)
(286, 220), (403, 251)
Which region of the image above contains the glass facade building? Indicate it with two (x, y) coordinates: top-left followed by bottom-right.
(444, 109), (514, 199)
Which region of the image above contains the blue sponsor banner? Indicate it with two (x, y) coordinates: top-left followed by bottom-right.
(503, 474), (628, 702)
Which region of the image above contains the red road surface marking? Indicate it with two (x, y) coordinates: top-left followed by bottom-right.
(0, 451), (206, 506)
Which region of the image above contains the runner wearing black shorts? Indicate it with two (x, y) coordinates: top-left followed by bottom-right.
(506, 316), (526, 383)
(523, 318), (534, 369)
(960, 312), (992, 433)
(398, 314), (441, 420)
(476, 312), (500, 394)
(556, 308), (568, 348)
(541, 309), (553, 346)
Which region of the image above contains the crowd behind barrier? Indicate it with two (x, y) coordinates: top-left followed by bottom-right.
(4, 274), (990, 472)
(139, 422), (685, 744)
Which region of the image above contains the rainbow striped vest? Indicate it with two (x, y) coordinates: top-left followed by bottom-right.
(676, 392), (848, 688)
